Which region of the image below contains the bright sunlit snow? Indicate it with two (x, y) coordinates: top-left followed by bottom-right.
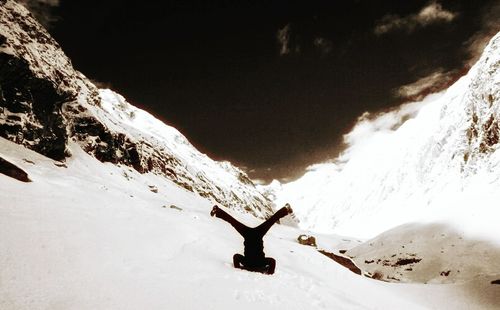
(1, 138), (499, 309)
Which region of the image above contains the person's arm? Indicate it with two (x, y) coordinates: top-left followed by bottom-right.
(256, 204), (293, 236)
(211, 205), (248, 236)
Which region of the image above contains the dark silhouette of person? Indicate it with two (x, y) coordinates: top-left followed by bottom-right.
(210, 204), (293, 275)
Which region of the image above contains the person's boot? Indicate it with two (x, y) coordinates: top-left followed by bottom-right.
(233, 254), (245, 269)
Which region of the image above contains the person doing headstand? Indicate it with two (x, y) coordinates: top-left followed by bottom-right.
(210, 204), (293, 275)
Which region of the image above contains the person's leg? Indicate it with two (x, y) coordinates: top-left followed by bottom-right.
(233, 254), (245, 269)
(211, 205), (248, 236)
(255, 204), (292, 236)
(264, 257), (276, 275)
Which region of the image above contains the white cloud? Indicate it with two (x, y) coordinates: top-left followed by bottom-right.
(276, 24), (300, 56)
(340, 96), (437, 163)
(375, 1), (457, 35)
(19, 0), (61, 28)
(313, 37), (333, 55)
(417, 2), (455, 24)
(393, 2), (499, 101)
(90, 79), (113, 90)
(394, 69), (455, 100)
(277, 24), (291, 56)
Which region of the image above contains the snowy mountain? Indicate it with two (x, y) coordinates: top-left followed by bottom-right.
(1, 1), (499, 308)
(0, 0), (271, 217)
(262, 31), (500, 239)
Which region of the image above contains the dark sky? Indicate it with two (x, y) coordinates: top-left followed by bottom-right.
(41, 0), (499, 182)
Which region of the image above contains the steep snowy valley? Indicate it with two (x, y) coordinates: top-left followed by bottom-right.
(1, 0), (500, 309)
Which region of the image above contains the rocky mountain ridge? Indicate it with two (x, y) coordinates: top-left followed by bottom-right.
(0, 0), (272, 217)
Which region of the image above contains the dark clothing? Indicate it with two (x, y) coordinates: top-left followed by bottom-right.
(233, 254), (276, 274)
(214, 206), (289, 274)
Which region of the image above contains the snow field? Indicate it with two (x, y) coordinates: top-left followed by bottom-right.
(1, 138), (499, 309)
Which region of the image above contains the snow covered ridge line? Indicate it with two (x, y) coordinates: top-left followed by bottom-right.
(0, 0), (272, 217)
(263, 31), (500, 237)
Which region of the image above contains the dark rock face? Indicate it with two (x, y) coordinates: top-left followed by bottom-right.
(0, 2), (77, 161)
(480, 115), (499, 152)
(0, 50), (71, 160)
(393, 257), (422, 266)
(318, 249), (362, 275)
(0, 156), (31, 182)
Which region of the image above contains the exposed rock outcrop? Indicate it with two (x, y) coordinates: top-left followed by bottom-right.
(0, 156), (31, 182)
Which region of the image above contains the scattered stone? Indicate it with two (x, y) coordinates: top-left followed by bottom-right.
(0, 157), (31, 182)
(22, 158), (34, 164)
(169, 205), (182, 211)
(339, 249), (347, 254)
(364, 259), (375, 264)
(394, 258), (422, 266)
(370, 271), (384, 280)
(491, 279), (500, 285)
(148, 185), (158, 193)
(440, 270), (451, 276)
(297, 234), (317, 247)
(54, 161), (67, 168)
(318, 249), (361, 275)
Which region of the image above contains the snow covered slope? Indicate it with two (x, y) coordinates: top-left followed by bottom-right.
(1, 137), (499, 309)
(346, 221), (500, 284)
(0, 0), (271, 217)
(263, 31), (500, 239)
